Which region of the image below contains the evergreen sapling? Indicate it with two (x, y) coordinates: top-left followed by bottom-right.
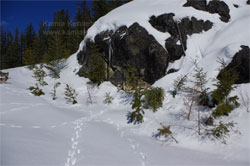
(51, 82), (61, 100)
(104, 92), (113, 104)
(212, 59), (239, 117)
(144, 87), (164, 112)
(64, 84), (78, 104)
(32, 64), (48, 86)
(172, 74), (187, 98)
(127, 89), (145, 124)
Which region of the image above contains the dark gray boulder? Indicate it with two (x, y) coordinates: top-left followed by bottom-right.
(207, 0), (230, 22)
(247, 0), (250, 5)
(149, 14), (213, 62)
(183, 0), (207, 11)
(224, 46), (250, 84)
(183, 0), (230, 22)
(77, 23), (169, 85)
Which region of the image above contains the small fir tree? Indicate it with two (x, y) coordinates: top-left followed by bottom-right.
(86, 45), (106, 86)
(28, 83), (45, 96)
(192, 65), (209, 106)
(192, 65), (209, 135)
(153, 124), (178, 143)
(212, 59), (239, 117)
(32, 64), (48, 86)
(127, 89), (145, 124)
(206, 121), (235, 144)
(64, 84), (78, 104)
(125, 65), (139, 91)
(51, 82), (61, 100)
(144, 87), (165, 112)
(104, 92), (113, 105)
(172, 74), (187, 98)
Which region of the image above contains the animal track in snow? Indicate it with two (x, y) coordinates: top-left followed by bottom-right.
(65, 118), (85, 166)
(125, 137), (147, 166)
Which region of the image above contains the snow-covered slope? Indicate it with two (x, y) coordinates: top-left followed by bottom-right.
(0, 55), (249, 166)
(1, 0), (250, 165)
(1, 53), (249, 165)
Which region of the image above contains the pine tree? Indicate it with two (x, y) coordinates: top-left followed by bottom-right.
(23, 23), (36, 49)
(125, 65), (139, 91)
(24, 48), (36, 69)
(192, 65), (209, 106)
(153, 124), (178, 143)
(172, 74), (187, 98)
(74, 1), (92, 44)
(144, 87), (165, 112)
(108, 0), (124, 11)
(127, 89), (145, 124)
(28, 83), (45, 96)
(86, 45), (106, 85)
(92, 0), (109, 21)
(51, 82), (61, 100)
(104, 92), (114, 104)
(20, 33), (26, 66)
(64, 84), (78, 104)
(45, 35), (68, 78)
(192, 65), (209, 135)
(212, 59), (239, 117)
(36, 20), (49, 62)
(206, 121), (235, 144)
(4, 31), (20, 69)
(50, 9), (73, 54)
(0, 28), (7, 69)
(32, 64), (48, 86)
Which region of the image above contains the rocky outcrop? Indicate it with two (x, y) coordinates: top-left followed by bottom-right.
(78, 14), (214, 85)
(77, 23), (169, 85)
(149, 13), (213, 61)
(224, 45), (250, 84)
(183, 0), (230, 22)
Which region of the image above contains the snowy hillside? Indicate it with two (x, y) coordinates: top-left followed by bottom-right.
(1, 53), (249, 165)
(1, 0), (250, 165)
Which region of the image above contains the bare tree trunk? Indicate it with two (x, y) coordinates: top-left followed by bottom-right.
(187, 93), (194, 120)
(87, 86), (93, 104)
(170, 134), (179, 144)
(198, 107), (201, 135)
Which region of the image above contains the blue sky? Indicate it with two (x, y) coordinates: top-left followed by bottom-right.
(1, 1), (83, 33)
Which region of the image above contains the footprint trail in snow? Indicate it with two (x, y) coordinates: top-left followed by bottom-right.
(65, 118), (85, 166)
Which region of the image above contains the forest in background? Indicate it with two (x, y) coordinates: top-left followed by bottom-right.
(0, 0), (131, 70)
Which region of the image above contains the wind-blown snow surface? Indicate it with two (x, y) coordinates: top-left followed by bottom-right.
(1, 53), (249, 166)
(1, 0), (250, 165)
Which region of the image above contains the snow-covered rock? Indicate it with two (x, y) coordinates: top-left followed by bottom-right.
(77, 0), (250, 86)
